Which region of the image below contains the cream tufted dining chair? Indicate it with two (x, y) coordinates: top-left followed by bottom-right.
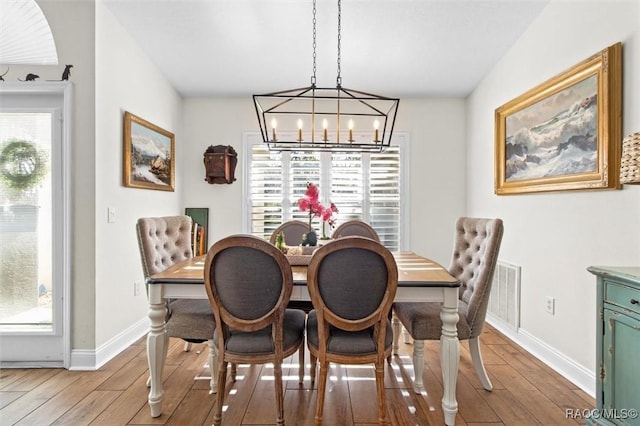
(136, 215), (219, 393)
(393, 217), (503, 392)
(331, 220), (380, 242)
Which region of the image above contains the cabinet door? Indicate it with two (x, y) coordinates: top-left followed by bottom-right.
(602, 309), (640, 425)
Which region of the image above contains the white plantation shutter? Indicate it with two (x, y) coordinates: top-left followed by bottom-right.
(370, 147), (401, 251)
(330, 152), (364, 221)
(249, 144), (283, 239)
(289, 152), (321, 227)
(245, 133), (407, 249)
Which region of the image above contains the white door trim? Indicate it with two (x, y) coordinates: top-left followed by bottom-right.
(0, 82), (73, 368)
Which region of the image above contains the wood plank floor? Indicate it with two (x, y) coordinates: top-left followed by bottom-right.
(0, 324), (595, 425)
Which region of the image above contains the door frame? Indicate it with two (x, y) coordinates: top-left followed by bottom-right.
(0, 82), (73, 368)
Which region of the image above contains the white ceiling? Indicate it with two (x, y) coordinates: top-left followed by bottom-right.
(103, 0), (549, 98)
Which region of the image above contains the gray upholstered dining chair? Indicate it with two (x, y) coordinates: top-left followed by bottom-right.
(136, 215), (218, 393)
(306, 236), (398, 425)
(204, 234), (306, 426)
(331, 219), (380, 242)
(393, 217), (503, 392)
(269, 220), (311, 246)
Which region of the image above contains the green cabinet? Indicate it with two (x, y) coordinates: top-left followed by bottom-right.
(588, 267), (640, 426)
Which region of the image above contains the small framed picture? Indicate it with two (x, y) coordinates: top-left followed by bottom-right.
(123, 111), (175, 191)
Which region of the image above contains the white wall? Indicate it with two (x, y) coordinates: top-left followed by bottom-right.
(181, 99), (255, 244)
(466, 0), (640, 392)
(95, 2), (183, 349)
(181, 98), (466, 266)
(397, 99), (467, 265)
(23, 0), (97, 350)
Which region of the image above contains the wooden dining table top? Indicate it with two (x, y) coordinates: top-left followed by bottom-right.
(147, 251), (460, 288)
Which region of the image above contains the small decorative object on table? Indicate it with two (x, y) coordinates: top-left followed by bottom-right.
(285, 245), (316, 265)
(297, 182), (338, 246)
(275, 231), (287, 253)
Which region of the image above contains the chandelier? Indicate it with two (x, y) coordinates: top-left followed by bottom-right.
(253, 0), (399, 153)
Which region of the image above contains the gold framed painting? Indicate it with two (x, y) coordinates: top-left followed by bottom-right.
(494, 42), (622, 195)
(123, 111), (175, 191)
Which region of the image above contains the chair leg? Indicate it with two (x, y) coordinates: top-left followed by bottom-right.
(469, 336), (492, 390)
(274, 359), (285, 426)
(375, 361), (389, 425)
(309, 353), (317, 386)
(183, 341), (192, 352)
(314, 361), (329, 426)
(298, 346), (305, 384)
(392, 312), (402, 355)
(213, 360), (228, 426)
(412, 339), (426, 394)
(403, 327), (413, 344)
(208, 340), (218, 394)
(231, 362), (237, 382)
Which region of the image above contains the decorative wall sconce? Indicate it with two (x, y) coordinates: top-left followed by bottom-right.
(620, 132), (640, 184)
(203, 145), (237, 184)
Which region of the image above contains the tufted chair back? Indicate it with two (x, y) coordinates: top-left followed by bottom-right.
(448, 217), (503, 336)
(136, 216), (194, 278)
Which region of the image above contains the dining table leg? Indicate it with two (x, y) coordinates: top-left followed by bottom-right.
(440, 287), (460, 426)
(147, 285), (167, 418)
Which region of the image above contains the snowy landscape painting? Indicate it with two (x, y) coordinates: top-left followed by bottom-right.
(123, 112), (175, 191)
(494, 43), (622, 195)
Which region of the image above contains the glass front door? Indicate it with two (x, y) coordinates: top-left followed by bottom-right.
(0, 86), (69, 366)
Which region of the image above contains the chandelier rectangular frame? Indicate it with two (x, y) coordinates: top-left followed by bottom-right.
(253, 85), (399, 153)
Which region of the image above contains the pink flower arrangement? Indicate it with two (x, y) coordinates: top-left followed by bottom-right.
(297, 183), (338, 233)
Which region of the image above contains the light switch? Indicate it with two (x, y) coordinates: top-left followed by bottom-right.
(107, 207), (116, 223)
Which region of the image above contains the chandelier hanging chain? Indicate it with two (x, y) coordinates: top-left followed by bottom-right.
(336, 0), (342, 87)
(311, 0), (317, 86)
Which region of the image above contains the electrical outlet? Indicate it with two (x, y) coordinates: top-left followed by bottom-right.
(134, 281), (141, 296)
(545, 296), (555, 315)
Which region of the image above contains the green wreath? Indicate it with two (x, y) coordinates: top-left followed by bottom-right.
(0, 139), (48, 193)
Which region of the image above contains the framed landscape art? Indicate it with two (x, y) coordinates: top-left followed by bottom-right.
(123, 111), (175, 191)
(494, 42), (622, 195)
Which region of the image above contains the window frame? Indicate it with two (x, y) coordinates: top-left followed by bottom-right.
(242, 131), (410, 250)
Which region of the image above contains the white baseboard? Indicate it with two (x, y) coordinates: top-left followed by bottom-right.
(486, 317), (595, 398)
(69, 317), (149, 371)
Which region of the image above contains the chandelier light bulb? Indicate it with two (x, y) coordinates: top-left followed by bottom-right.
(271, 118), (277, 141)
(373, 119), (380, 142)
(297, 119), (303, 141)
(322, 119), (328, 141)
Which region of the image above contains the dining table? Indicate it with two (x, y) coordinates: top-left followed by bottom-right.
(145, 251), (462, 425)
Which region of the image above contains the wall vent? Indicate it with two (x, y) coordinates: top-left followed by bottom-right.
(487, 260), (521, 330)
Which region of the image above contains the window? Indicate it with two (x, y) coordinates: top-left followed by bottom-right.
(244, 132), (408, 251)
